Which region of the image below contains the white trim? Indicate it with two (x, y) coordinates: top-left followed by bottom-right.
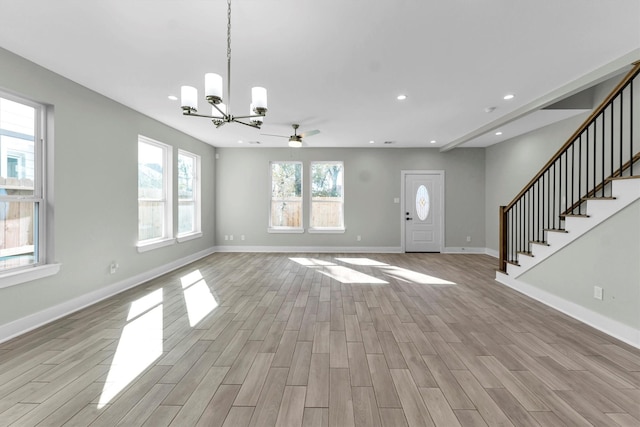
(495, 271), (640, 350)
(215, 245), (402, 253)
(136, 237), (176, 253)
(484, 248), (499, 258)
(177, 232), (202, 243)
(401, 170), (445, 253)
(0, 263), (61, 289)
(308, 228), (346, 234)
(267, 228), (305, 234)
(0, 247), (216, 344)
(443, 247), (489, 254)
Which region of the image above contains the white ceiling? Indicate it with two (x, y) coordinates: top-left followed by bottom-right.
(1, 0), (639, 149)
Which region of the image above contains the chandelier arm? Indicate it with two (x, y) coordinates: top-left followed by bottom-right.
(232, 119), (261, 129)
(211, 103), (230, 120)
(233, 113), (265, 120)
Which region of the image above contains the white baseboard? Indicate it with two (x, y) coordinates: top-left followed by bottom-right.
(484, 248), (499, 258)
(495, 272), (640, 349)
(214, 245), (403, 253)
(0, 247), (216, 344)
(443, 247), (488, 254)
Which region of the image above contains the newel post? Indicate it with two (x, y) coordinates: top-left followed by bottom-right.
(499, 206), (507, 273)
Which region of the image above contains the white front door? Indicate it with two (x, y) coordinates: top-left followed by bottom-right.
(404, 172), (443, 252)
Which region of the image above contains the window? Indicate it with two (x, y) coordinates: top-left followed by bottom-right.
(0, 94), (45, 273)
(177, 150), (201, 240)
(269, 161), (303, 232)
(310, 162), (344, 231)
(138, 136), (173, 250)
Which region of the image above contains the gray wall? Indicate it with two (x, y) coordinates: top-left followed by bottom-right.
(0, 48), (216, 326)
(215, 147), (485, 249)
(521, 200), (640, 329)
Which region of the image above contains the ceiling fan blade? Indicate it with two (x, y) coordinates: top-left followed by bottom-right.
(299, 129), (320, 138)
(260, 133), (289, 138)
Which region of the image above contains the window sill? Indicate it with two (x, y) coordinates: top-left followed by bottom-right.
(308, 228), (346, 234)
(268, 228), (305, 234)
(0, 263), (62, 289)
(177, 232), (203, 243)
(136, 237), (176, 253)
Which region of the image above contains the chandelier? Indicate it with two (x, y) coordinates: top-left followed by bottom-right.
(180, 0), (267, 129)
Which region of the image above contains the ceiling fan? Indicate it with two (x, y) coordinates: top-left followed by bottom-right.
(261, 124), (320, 148)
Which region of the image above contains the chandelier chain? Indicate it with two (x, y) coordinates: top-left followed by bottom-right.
(227, 0), (232, 61)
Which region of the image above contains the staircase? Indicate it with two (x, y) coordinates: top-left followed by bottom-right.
(497, 62), (640, 276)
(499, 176), (640, 279)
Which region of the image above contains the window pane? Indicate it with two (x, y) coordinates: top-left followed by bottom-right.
(311, 163), (344, 228)
(178, 202), (195, 234)
(178, 154), (194, 201)
(138, 201), (165, 241)
(0, 98), (35, 197)
(270, 162), (302, 228)
(138, 142), (164, 200)
(0, 201), (36, 269)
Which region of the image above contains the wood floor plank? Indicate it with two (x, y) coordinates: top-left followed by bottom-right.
(390, 369), (435, 427)
(329, 368), (355, 427)
(248, 367), (289, 427)
(222, 406), (254, 427)
(367, 354), (401, 408)
(275, 386), (307, 427)
(288, 341), (313, 386)
(352, 386), (382, 427)
(418, 387), (462, 427)
(234, 353), (275, 407)
(306, 353), (330, 408)
(195, 384), (240, 427)
(168, 366), (229, 426)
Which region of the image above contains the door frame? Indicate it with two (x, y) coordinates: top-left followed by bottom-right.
(400, 170), (445, 253)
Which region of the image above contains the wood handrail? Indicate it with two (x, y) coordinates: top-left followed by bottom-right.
(504, 63), (640, 212)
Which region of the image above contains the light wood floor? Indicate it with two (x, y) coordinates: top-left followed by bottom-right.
(1, 253), (639, 426)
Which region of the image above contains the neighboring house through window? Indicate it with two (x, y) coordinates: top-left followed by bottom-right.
(137, 135), (173, 251)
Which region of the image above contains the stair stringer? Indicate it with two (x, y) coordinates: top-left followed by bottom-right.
(505, 177), (640, 279)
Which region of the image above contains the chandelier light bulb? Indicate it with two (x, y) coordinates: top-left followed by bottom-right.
(252, 87), (268, 113)
(288, 138), (302, 148)
(205, 73), (223, 103)
(181, 86), (198, 111)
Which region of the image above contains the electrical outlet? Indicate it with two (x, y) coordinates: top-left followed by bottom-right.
(357, 235), (361, 241)
(109, 262), (118, 274)
(241, 235), (245, 241)
(230, 235), (234, 241)
(224, 235), (228, 241)
(594, 286), (603, 300)
(466, 236), (471, 242)
(393, 198), (400, 204)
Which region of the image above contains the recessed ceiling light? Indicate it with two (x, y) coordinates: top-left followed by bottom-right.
(369, 140), (375, 144)
(495, 131), (503, 136)
(503, 94), (515, 100)
(237, 140), (244, 144)
(396, 94), (407, 101)
(168, 95), (178, 101)
(430, 140), (436, 144)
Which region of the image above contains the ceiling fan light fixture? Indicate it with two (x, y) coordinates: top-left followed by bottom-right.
(288, 138), (302, 148)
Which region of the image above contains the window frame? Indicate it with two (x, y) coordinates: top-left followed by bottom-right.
(0, 91), (60, 288)
(177, 149), (202, 242)
(137, 135), (174, 252)
(309, 161), (345, 233)
(268, 161), (304, 233)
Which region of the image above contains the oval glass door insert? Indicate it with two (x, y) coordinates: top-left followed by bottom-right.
(416, 184), (430, 221)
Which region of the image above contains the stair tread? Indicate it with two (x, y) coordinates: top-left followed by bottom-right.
(506, 260), (520, 267)
(544, 228), (567, 233)
(560, 214), (590, 218)
(583, 196), (616, 201)
(530, 240), (549, 246)
(517, 251), (533, 257)
(607, 175), (640, 182)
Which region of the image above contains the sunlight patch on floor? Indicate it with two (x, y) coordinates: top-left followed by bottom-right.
(181, 269), (219, 327)
(380, 266), (456, 286)
(334, 257), (389, 266)
(98, 290), (163, 409)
